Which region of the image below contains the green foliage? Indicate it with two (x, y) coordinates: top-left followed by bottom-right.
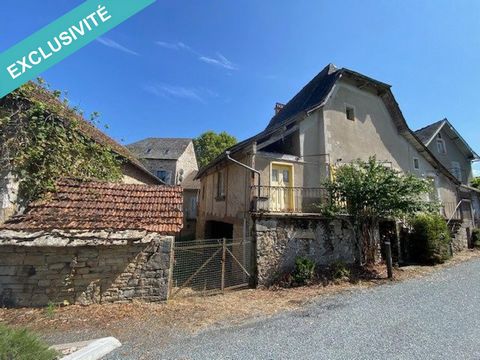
(0, 81), (123, 205)
(331, 260), (351, 280)
(0, 324), (57, 360)
(45, 302), (56, 318)
(292, 257), (316, 285)
(472, 228), (480, 248)
(471, 177), (480, 190)
(408, 213), (451, 264)
(193, 130), (237, 168)
(323, 156), (434, 263)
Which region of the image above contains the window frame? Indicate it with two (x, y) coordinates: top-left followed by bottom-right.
(436, 135), (447, 155)
(413, 157), (420, 170)
(156, 170), (172, 184)
(345, 103), (356, 121)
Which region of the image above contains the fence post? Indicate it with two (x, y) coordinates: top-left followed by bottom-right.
(385, 241), (393, 279)
(221, 238), (226, 293)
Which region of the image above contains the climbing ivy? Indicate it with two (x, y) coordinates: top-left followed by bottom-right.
(0, 80), (123, 206)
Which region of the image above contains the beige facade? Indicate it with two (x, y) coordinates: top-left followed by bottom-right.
(196, 72), (462, 239)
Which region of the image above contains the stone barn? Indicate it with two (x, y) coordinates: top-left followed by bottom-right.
(0, 179), (183, 307)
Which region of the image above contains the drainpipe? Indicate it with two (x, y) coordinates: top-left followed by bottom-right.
(225, 151), (261, 205)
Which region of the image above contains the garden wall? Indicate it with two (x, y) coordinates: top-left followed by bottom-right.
(253, 215), (357, 286)
(0, 230), (173, 307)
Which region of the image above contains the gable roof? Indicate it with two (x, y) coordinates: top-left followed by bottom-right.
(1, 82), (162, 184)
(414, 120), (445, 145)
(415, 119), (479, 160)
(267, 64), (341, 129)
(196, 64), (460, 185)
(127, 138), (192, 160)
(1, 179), (183, 234)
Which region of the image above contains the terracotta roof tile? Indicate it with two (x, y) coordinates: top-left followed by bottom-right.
(1, 179), (183, 234)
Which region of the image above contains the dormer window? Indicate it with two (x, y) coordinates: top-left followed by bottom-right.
(345, 105), (355, 121)
(436, 134), (447, 154)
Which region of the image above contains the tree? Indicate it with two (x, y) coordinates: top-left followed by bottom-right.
(193, 131), (237, 168)
(472, 177), (480, 190)
(324, 157), (434, 264)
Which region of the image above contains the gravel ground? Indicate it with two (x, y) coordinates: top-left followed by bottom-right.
(106, 258), (480, 360)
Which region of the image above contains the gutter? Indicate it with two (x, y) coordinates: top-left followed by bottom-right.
(225, 151), (261, 201)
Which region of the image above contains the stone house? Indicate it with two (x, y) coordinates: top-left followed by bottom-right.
(0, 83), (163, 225)
(127, 138), (200, 240)
(0, 179), (183, 307)
(194, 64), (472, 284)
(415, 119), (480, 245)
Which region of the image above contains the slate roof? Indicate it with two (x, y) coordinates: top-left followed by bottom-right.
(1, 179), (183, 234)
(267, 64), (341, 129)
(414, 119), (446, 145)
(127, 138), (192, 160)
(1, 83), (161, 184)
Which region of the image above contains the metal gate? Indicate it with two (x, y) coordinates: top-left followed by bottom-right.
(169, 238), (253, 299)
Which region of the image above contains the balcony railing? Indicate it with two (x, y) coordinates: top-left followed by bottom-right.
(251, 186), (329, 213)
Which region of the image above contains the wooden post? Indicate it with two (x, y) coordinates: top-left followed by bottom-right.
(221, 238), (226, 292)
(385, 241), (393, 280)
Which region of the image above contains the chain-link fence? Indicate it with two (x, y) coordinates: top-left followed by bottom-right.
(169, 238), (253, 299)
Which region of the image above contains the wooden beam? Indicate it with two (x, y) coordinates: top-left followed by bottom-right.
(256, 125), (299, 151)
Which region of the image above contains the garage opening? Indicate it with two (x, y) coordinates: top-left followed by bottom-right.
(204, 221), (233, 239)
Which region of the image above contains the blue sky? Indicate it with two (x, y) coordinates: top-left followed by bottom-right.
(1, 0), (479, 175)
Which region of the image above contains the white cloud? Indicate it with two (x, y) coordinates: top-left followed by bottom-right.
(155, 41), (238, 71)
(473, 167), (480, 177)
(96, 37), (139, 56)
(199, 52), (237, 70)
(144, 84), (214, 103)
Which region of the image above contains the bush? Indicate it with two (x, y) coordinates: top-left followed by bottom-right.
(408, 213), (451, 264)
(331, 260), (351, 280)
(292, 257), (316, 285)
(472, 229), (480, 248)
(0, 324), (57, 360)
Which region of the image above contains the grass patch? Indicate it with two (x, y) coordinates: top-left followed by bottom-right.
(0, 324), (57, 360)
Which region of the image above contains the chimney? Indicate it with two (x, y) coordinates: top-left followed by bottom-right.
(274, 103), (285, 115)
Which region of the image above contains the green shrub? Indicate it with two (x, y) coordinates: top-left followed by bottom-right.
(0, 324), (57, 360)
(472, 228), (480, 248)
(408, 213), (451, 264)
(331, 260), (351, 280)
(292, 257), (316, 285)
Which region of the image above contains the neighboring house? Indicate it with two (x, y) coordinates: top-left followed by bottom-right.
(194, 64), (468, 284)
(0, 179), (183, 306)
(127, 138), (200, 239)
(0, 84), (163, 225)
(415, 118), (480, 225)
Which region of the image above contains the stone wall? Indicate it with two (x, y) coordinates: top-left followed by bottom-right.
(0, 171), (19, 225)
(254, 216), (357, 286)
(0, 230), (173, 307)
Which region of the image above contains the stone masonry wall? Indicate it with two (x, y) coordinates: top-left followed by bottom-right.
(254, 216), (356, 286)
(0, 231), (173, 307)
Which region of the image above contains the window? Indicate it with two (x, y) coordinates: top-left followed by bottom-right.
(272, 169), (278, 182)
(282, 169), (290, 183)
(451, 161), (462, 182)
(413, 158), (420, 170)
(156, 170), (172, 184)
(345, 105), (355, 121)
(436, 134), (447, 154)
(216, 171), (225, 199)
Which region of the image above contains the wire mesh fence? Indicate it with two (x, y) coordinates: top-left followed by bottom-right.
(169, 238), (253, 299)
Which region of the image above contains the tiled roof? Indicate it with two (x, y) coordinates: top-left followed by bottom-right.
(1, 180), (183, 234)
(127, 138), (192, 160)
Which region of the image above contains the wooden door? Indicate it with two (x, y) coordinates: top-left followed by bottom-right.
(271, 164), (293, 211)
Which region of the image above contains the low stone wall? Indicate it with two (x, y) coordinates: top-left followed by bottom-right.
(0, 230), (173, 307)
(254, 215), (356, 286)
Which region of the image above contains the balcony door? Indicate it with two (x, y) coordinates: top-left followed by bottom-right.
(270, 163), (293, 212)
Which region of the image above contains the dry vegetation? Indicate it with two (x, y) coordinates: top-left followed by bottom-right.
(1, 250), (479, 343)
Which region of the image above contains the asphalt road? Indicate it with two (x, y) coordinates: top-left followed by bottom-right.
(109, 259), (480, 359)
